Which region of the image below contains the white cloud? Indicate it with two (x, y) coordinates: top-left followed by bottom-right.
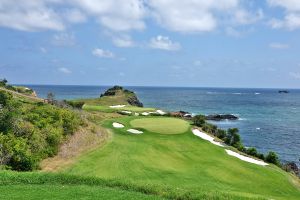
(0, 0), (265, 35)
(269, 42), (290, 49)
(147, 0), (255, 33)
(289, 72), (300, 79)
(64, 9), (86, 23)
(92, 48), (114, 58)
(112, 35), (135, 47)
(149, 35), (181, 51)
(268, 0), (300, 11)
(52, 32), (76, 46)
(72, 0), (145, 31)
(0, 0), (64, 31)
(58, 67), (72, 74)
(268, 0), (300, 30)
(232, 9), (264, 25)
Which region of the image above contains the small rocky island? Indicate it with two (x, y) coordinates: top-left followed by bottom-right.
(100, 86), (143, 107)
(278, 90), (289, 94)
(205, 114), (238, 121)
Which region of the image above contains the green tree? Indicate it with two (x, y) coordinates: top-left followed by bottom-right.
(0, 78), (7, 87)
(0, 91), (20, 133)
(225, 128), (241, 146)
(193, 115), (206, 127)
(265, 151), (279, 165)
(47, 92), (55, 104)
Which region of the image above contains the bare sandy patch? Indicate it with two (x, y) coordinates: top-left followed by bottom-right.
(192, 129), (224, 147)
(127, 129), (143, 134)
(225, 149), (268, 166)
(112, 122), (124, 128)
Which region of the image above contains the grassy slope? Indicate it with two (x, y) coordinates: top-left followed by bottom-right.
(63, 116), (300, 200)
(83, 104), (155, 113)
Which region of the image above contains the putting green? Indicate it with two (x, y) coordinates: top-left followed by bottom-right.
(129, 117), (189, 134)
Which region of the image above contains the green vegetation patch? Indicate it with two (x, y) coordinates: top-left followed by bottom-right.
(0, 90), (82, 171)
(83, 104), (155, 113)
(130, 117), (190, 134)
(0, 171), (163, 200)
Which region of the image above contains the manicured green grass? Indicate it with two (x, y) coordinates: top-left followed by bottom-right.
(63, 116), (300, 200)
(0, 184), (163, 200)
(130, 117), (190, 134)
(0, 171), (164, 200)
(83, 104), (155, 113)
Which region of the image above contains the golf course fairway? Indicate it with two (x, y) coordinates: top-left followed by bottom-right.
(62, 116), (300, 200)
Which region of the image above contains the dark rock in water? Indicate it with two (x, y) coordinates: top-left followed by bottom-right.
(278, 90), (289, 93)
(170, 111), (192, 119)
(205, 114), (238, 121)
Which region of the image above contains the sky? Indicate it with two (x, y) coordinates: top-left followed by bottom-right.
(1, 0), (300, 88)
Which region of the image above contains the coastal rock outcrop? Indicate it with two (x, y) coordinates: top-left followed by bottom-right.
(100, 85), (143, 107)
(205, 114), (238, 121)
(170, 111), (192, 119)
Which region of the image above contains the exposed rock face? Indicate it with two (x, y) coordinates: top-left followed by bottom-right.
(205, 114), (238, 121)
(100, 85), (143, 107)
(170, 111), (192, 119)
(282, 162), (299, 176)
(127, 95), (143, 107)
(100, 86), (123, 97)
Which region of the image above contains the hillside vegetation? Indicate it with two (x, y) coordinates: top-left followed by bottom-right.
(0, 90), (82, 171)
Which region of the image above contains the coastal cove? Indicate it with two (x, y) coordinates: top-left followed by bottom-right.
(26, 85), (300, 165)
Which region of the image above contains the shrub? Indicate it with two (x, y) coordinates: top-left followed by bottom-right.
(216, 129), (227, 139)
(0, 78), (7, 87)
(246, 147), (258, 157)
(265, 151), (279, 165)
(65, 100), (85, 109)
(192, 115), (206, 127)
(225, 128), (241, 146)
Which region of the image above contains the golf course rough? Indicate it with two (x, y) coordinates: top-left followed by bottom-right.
(130, 117), (190, 134)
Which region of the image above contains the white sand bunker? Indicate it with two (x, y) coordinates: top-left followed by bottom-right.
(225, 150), (268, 166)
(156, 110), (166, 115)
(192, 129), (224, 147)
(127, 129), (143, 134)
(110, 105), (126, 108)
(120, 111), (132, 114)
(141, 112), (150, 116)
(112, 122), (124, 128)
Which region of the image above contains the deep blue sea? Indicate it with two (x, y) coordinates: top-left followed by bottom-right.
(26, 85), (300, 165)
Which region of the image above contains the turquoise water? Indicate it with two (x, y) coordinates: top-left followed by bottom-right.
(27, 85), (300, 165)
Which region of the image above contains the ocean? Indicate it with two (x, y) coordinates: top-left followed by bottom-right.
(26, 85), (300, 165)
